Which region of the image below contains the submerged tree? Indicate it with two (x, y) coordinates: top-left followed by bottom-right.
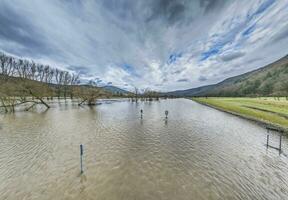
(0, 52), (82, 112)
(142, 88), (160, 101)
(74, 86), (107, 106)
(0, 77), (52, 112)
(133, 87), (139, 102)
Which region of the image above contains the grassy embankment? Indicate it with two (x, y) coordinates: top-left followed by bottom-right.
(191, 97), (288, 132)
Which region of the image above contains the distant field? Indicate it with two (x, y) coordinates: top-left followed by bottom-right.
(191, 97), (288, 131)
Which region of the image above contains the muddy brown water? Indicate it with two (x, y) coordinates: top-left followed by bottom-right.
(0, 98), (288, 200)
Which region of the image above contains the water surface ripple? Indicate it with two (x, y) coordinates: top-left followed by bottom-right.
(0, 99), (288, 200)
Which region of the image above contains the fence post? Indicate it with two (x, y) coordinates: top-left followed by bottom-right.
(165, 110), (169, 119)
(279, 134), (282, 153)
(266, 135), (269, 147)
(80, 144), (84, 174)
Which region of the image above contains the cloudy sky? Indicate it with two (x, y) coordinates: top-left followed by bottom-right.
(0, 0), (288, 91)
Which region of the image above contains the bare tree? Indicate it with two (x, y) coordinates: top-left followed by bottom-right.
(0, 51), (86, 111)
(0, 54), (15, 78)
(29, 61), (37, 80)
(74, 86), (102, 106)
(0, 77), (51, 112)
(55, 69), (64, 99)
(71, 73), (79, 85)
(143, 88), (160, 101)
(134, 87), (139, 102)
(62, 71), (71, 100)
(70, 73), (79, 98)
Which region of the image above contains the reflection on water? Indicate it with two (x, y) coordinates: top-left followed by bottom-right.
(0, 98), (288, 200)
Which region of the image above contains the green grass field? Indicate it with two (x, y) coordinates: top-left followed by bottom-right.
(191, 97), (288, 131)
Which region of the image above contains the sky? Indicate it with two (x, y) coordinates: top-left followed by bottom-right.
(0, 0), (288, 92)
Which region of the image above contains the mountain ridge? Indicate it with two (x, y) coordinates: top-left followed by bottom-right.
(166, 55), (288, 97)
(101, 85), (131, 95)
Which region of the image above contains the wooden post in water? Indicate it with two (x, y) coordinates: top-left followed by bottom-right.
(266, 127), (284, 153)
(165, 110), (169, 119)
(140, 109), (143, 118)
(279, 134), (282, 152)
(80, 144), (84, 174)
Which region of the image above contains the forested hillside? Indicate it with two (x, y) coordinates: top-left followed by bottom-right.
(167, 55), (288, 97)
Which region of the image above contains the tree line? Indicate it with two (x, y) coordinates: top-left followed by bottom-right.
(0, 53), (79, 87)
(0, 52), (108, 112)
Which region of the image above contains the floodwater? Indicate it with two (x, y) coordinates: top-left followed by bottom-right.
(0, 98), (288, 200)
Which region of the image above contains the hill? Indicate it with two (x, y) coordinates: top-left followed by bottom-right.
(0, 74), (113, 98)
(101, 85), (131, 95)
(167, 55), (288, 97)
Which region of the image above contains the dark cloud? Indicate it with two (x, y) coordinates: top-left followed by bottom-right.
(0, 4), (51, 57)
(198, 76), (207, 82)
(98, 0), (228, 30)
(177, 78), (189, 82)
(172, 69), (183, 74)
(246, 58), (261, 63)
(220, 51), (246, 62)
(201, 0), (227, 13)
(142, 0), (227, 25)
(0, 0), (287, 91)
(146, 0), (186, 24)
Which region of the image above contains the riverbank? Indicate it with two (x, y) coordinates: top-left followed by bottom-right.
(191, 97), (288, 133)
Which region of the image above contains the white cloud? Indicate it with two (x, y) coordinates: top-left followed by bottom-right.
(0, 0), (287, 91)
